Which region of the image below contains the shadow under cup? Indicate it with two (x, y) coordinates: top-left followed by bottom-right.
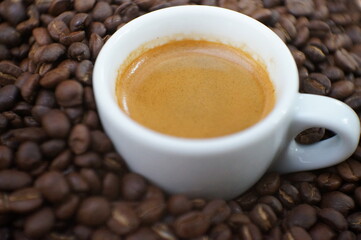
(93, 6), (299, 199)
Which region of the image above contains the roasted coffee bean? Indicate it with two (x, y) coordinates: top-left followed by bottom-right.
(54, 11), (75, 25)
(40, 139), (66, 158)
(74, 152), (101, 168)
(107, 202), (140, 235)
(278, 183), (300, 208)
(121, 173), (147, 201)
(167, 195), (192, 216)
(0, 45), (10, 61)
(209, 224), (232, 240)
(67, 172), (90, 193)
(32, 27), (52, 46)
(255, 172), (280, 195)
(299, 182), (321, 204)
(257, 195), (283, 216)
(77, 197), (111, 227)
(116, 2), (140, 23)
(68, 124), (91, 155)
(68, 42), (91, 61)
(0, 146), (12, 170)
(285, 0), (314, 16)
(47, 19), (70, 41)
(41, 109), (71, 139)
(239, 223), (262, 240)
(102, 172), (120, 200)
(1, 127), (46, 148)
(227, 213), (251, 229)
(0, 61), (23, 84)
(137, 198), (166, 223)
(49, 0), (71, 16)
(152, 223), (177, 240)
(338, 231), (356, 240)
(203, 200), (231, 225)
(174, 211), (210, 238)
(286, 172), (317, 182)
(0, 0), (27, 26)
(89, 33), (104, 60)
(55, 195), (80, 220)
(251, 9), (274, 25)
(16, 141), (42, 171)
(249, 203), (277, 232)
(285, 204), (316, 229)
(92, 2), (113, 21)
(90, 130), (112, 153)
(325, 34), (353, 52)
(0, 23), (21, 46)
(64, 107), (84, 123)
(318, 208), (347, 231)
(74, 0), (96, 12)
(317, 173), (342, 191)
(34, 43), (66, 64)
(0, 114), (7, 131)
(303, 44), (326, 62)
(89, 22), (107, 37)
(35, 171), (70, 203)
(82, 110), (100, 129)
(0, 170), (32, 191)
(39, 68), (70, 88)
(310, 223), (336, 240)
(92, 228), (121, 240)
(321, 191), (355, 215)
(76, 60), (93, 85)
(55, 80), (83, 107)
(0, 85), (19, 112)
(302, 73), (331, 95)
(80, 168), (101, 194)
(337, 159), (361, 182)
(283, 226), (311, 240)
(347, 213), (361, 232)
(236, 191), (258, 210)
(104, 15), (123, 33)
(330, 80), (355, 99)
(290, 48), (306, 66)
(59, 31), (86, 46)
(345, 94), (361, 110)
(355, 187), (361, 207)
(73, 225), (93, 240)
(8, 187), (43, 213)
(49, 149), (72, 171)
(335, 49), (359, 72)
(24, 207), (55, 239)
(83, 87), (95, 108)
(58, 59), (78, 76)
(70, 13), (91, 32)
(125, 227), (160, 240)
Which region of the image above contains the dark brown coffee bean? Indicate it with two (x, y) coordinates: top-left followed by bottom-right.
(64, 107), (84, 123)
(40, 139), (66, 158)
(55, 80), (83, 107)
(310, 223), (336, 240)
(293, 26), (309, 47)
(308, 20), (330, 38)
(0, 0), (27, 25)
(73, 225), (93, 240)
(49, 149), (71, 171)
(0, 61), (23, 84)
(321, 191), (355, 215)
(317, 172), (342, 191)
(286, 172), (317, 182)
(137, 198), (166, 223)
(249, 203), (277, 232)
(54, 10), (74, 25)
(49, 0), (71, 16)
(67, 172), (90, 193)
(255, 172), (280, 195)
(0, 114), (7, 131)
(236, 191), (258, 210)
(82, 110), (100, 129)
(250, 8), (274, 25)
(74, 152), (101, 168)
(285, 0), (314, 16)
(1, 127), (46, 148)
(24, 207), (55, 239)
(89, 22), (107, 37)
(355, 187), (361, 207)
(345, 94), (361, 110)
(203, 200), (231, 225)
(209, 223), (232, 240)
(335, 49), (359, 72)
(116, 2), (140, 23)
(298, 182), (321, 204)
(59, 59), (78, 76)
(325, 34), (353, 52)
(59, 31), (86, 46)
(69, 13), (91, 32)
(318, 208), (347, 231)
(330, 80), (355, 99)
(239, 223), (262, 240)
(77, 197), (111, 227)
(92, 228), (121, 240)
(338, 231), (356, 240)
(125, 227), (160, 240)
(167, 195), (192, 216)
(322, 66), (345, 82)
(89, 33), (104, 60)
(107, 202), (140, 235)
(283, 226), (311, 240)
(290, 48), (306, 66)
(32, 27), (52, 46)
(302, 73), (331, 95)
(47, 19), (70, 41)
(121, 173), (147, 201)
(8, 187), (43, 213)
(0, 45), (10, 61)
(76, 60), (93, 85)
(278, 183), (300, 208)
(303, 45), (326, 62)
(0, 170), (32, 191)
(34, 43), (66, 64)
(257, 195), (283, 215)
(92, 2), (113, 22)
(0, 85), (19, 111)
(285, 204), (316, 229)
(174, 211), (210, 238)
(0, 146), (12, 170)
(102, 172), (120, 200)
(227, 213), (251, 229)
(13, 102), (32, 116)
(80, 168), (101, 194)
(0, 23), (21, 46)
(347, 213), (361, 232)
(35, 171), (70, 203)
(16, 141), (42, 171)
(68, 124), (91, 155)
(68, 42), (90, 61)
(41, 109), (71, 139)
(55, 195), (80, 220)
(90, 130), (112, 153)
(151, 223), (177, 240)
(104, 15), (122, 33)
(74, 0), (96, 12)
(39, 68), (69, 89)
(337, 159), (361, 182)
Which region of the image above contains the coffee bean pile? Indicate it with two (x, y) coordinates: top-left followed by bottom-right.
(0, 0), (360, 239)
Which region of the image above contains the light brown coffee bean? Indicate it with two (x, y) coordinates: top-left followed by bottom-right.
(41, 109), (71, 139)
(35, 171), (70, 203)
(77, 197), (111, 227)
(174, 211), (210, 238)
(121, 173), (147, 201)
(68, 124), (91, 155)
(107, 202), (140, 235)
(0, 169), (32, 191)
(89, 33), (104, 60)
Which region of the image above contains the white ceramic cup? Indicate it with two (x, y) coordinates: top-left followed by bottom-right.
(93, 5), (360, 200)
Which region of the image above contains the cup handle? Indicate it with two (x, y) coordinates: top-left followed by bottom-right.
(271, 93), (360, 173)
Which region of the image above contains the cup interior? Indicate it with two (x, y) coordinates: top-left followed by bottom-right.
(93, 5), (299, 148)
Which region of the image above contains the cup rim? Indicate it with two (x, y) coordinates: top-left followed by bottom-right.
(93, 5), (299, 153)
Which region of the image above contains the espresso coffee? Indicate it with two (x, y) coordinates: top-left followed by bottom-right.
(116, 40), (275, 138)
